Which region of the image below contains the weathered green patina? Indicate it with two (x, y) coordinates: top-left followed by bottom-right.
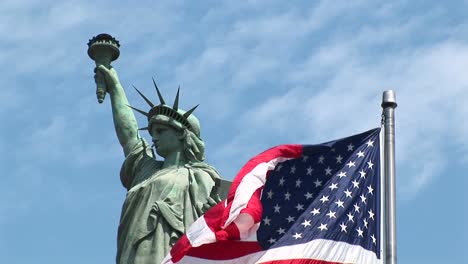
(94, 64), (223, 264)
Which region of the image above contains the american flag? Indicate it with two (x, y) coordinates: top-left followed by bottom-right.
(162, 128), (382, 264)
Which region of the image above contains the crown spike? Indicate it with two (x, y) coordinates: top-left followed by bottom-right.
(152, 78), (166, 105)
(126, 104), (149, 117)
(133, 85), (155, 107)
(173, 86), (180, 111)
(183, 104), (199, 119)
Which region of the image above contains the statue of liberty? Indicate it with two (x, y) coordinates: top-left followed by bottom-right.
(93, 63), (223, 263)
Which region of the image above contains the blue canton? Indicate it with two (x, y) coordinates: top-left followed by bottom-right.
(257, 128), (381, 257)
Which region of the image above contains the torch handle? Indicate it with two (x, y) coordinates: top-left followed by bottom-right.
(95, 72), (107, 104)
(94, 61), (110, 104)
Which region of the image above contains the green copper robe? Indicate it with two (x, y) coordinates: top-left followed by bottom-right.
(117, 139), (221, 264)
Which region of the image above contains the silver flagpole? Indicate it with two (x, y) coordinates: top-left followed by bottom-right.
(381, 90), (397, 264)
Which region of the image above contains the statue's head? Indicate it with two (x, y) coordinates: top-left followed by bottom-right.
(129, 79), (205, 162)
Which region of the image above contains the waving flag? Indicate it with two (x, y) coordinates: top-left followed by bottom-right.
(162, 128), (382, 264)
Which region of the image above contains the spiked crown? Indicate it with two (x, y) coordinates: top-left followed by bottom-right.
(128, 78), (201, 137)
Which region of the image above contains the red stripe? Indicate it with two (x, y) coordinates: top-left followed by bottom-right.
(215, 222), (240, 240)
(170, 235), (191, 263)
(186, 241), (263, 260)
(202, 202), (226, 232)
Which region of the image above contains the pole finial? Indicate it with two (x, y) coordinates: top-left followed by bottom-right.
(382, 90), (397, 108)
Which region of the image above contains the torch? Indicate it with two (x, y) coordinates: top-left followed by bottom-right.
(87, 33), (120, 103)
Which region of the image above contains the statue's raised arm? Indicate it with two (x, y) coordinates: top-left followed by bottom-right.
(95, 65), (140, 156)
(87, 33), (140, 156)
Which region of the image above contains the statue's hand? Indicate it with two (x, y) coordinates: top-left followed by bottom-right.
(94, 65), (121, 92)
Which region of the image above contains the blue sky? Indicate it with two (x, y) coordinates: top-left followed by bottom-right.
(0, 0), (467, 263)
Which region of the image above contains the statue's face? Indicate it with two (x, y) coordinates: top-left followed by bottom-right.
(150, 123), (184, 158)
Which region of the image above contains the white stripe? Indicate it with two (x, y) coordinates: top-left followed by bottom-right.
(223, 157), (293, 228)
(186, 216), (216, 247)
(175, 239), (382, 264)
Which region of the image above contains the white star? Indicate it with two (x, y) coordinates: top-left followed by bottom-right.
(336, 155), (343, 163)
(286, 216), (295, 223)
(338, 171), (347, 178)
(360, 194), (367, 204)
(301, 219), (311, 227)
(357, 227), (364, 237)
(268, 238), (276, 244)
(318, 223), (328, 231)
(354, 203), (360, 213)
(284, 192), (291, 200)
(340, 222), (347, 232)
(263, 217), (271, 226)
(347, 143), (354, 151)
(371, 234), (376, 244)
(346, 161), (356, 168)
(304, 192), (313, 199)
(326, 210), (336, 219)
(357, 151), (365, 158)
(318, 155), (325, 164)
(302, 155), (309, 162)
(368, 209), (375, 220)
(359, 170), (366, 178)
(366, 139), (374, 147)
(277, 228), (285, 234)
(295, 203), (304, 211)
(329, 183), (338, 191)
(293, 233), (303, 239)
(314, 178), (322, 187)
(367, 185), (374, 195)
(344, 189), (352, 198)
(367, 161), (374, 170)
(276, 164), (283, 171)
(290, 165), (296, 174)
(273, 204), (281, 213)
(347, 212), (354, 222)
(311, 208), (320, 215)
(295, 178), (302, 187)
(335, 199), (345, 208)
(325, 167), (332, 175)
(279, 177), (285, 186)
(306, 166), (313, 175)
(266, 190), (274, 199)
(364, 219), (368, 228)
(352, 180), (360, 188)
(319, 195), (329, 203)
